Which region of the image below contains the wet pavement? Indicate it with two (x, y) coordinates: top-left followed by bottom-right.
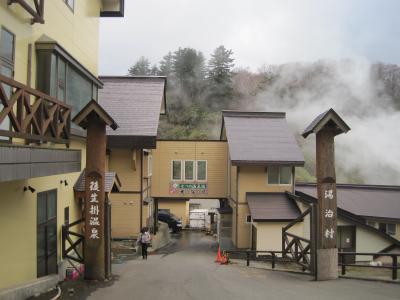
(57, 231), (400, 300)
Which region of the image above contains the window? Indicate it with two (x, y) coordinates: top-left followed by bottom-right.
(267, 166), (292, 185)
(246, 215), (252, 224)
(197, 160), (207, 181)
(184, 160), (194, 181)
(37, 190), (57, 278)
(64, 206), (69, 225)
(172, 160), (182, 181)
(148, 155), (153, 176)
(0, 27), (15, 139)
(36, 49), (99, 122)
(64, 0), (74, 11)
(366, 220), (377, 228)
(379, 223), (396, 236)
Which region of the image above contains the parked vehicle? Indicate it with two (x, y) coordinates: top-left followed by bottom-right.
(158, 211), (182, 233)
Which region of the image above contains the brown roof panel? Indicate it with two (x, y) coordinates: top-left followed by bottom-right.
(222, 111), (304, 165)
(247, 192), (301, 221)
(296, 183), (400, 221)
(98, 76), (166, 148)
(74, 169), (121, 193)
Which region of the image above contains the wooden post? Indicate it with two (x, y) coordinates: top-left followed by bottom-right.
(302, 109), (350, 281)
(72, 100), (118, 281)
(84, 114), (106, 280)
(315, 128), (338, 280)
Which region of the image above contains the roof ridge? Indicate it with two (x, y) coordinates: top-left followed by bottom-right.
(99, 75), (167, 80)
(296, 182), (400, 191)
(222, 110), (286, 118)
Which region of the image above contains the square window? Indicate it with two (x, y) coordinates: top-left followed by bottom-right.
(280, 166), (292, 184)
(246, 215), (252, 223)
(0, 27), (15, 63)
(197, 161), (207, 181)
(172, 160), (182, 181)
(387, 223), (396, 236)
(267, 166), (279, 184)
(184, 161), (194, 181)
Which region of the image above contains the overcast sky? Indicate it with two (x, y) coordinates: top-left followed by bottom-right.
(99, 0), (400, 75)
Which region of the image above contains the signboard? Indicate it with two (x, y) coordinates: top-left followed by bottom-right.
(169, 182), (208, 195)
(85, 171), (103, 246)
(318, 182), (337, 248)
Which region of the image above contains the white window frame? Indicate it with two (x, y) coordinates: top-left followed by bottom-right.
(196, 160), (208, 182)
(266, 166), (292, 186)
(147, 155), (153, 177)
(184, 160), (195, 181)
(245, 215), (252, 224)
(386, 223), (396, 236)
(171, 160), (182, 181)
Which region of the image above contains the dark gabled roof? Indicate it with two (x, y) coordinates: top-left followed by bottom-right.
(98, 76), (167, 148)
(296, 183), (400, 221)
(247, 192), (301, 221)
(290, 190), (400, 248)
(221, 111), (304, 166)
(74, 169), (122, 193)
(302, 108), (350, 138)
(72, 100), (118, 130)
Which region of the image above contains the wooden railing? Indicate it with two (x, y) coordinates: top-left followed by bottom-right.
(282, 206), (314, 272)
(62, 218), (85, 264)
(0, 74), (71, 144)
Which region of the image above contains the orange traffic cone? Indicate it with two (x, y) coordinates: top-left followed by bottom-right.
(215, 247), (222, 263)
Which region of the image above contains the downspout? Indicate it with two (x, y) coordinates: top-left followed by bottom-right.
(236, 166), (239, 247)
(140, 149), (143, 231)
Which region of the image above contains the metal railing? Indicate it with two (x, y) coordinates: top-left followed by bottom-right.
(339, 252), (399, 280)
(225, 250), (311, 272)
(0, 74), (71, 144)
(224, 249), (400, 281)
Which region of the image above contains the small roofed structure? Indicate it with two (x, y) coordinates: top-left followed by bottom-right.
(302, 108), (350, 138)
(74, 169), (122, 196)
(247, 193), (301, 222)
(98, 76), (167, 148)
(221, 111), (304, 166)
(72, 99), (118, 130)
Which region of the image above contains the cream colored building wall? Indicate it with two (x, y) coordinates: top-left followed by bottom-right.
(0, 138), (86, 289)
(151, 141), (228, 198)
(158, 199), (189, 227)
(338, 218), (392, 261)
(233, 165), (295, 248)
(396, 224), (400, 241)
(255, 222), (303, 252)
(108, 148), (145, 238)
(110, 193), (141, 239)
(238, 166), (293, 202)
(108, 149), (141, 192)
(229, 163), (237, 201)
(0, 0), (101, 87)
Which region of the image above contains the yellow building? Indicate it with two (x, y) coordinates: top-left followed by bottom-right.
(0, 1), (124, 298)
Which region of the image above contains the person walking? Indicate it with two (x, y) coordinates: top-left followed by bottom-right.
(138, 227), (151, 259)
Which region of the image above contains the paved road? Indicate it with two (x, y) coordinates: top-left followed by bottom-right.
(62, 231), (400, 300)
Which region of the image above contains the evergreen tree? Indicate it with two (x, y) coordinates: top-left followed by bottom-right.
(150, 64), (160, 76)
(172, 48), (206, 99)
(206, 45), (235, 110)
(159, 52), (174, 78)
(128, 56), (151, 75)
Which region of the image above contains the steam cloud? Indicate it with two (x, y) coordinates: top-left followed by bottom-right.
(255, 59), (400, 185)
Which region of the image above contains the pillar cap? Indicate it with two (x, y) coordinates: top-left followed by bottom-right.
(72, 99), (119, 130)
(302, 108), (350, 138)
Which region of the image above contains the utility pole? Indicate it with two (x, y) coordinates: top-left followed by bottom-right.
(73, 100), (118, 280)
(303, 109), (350, 280)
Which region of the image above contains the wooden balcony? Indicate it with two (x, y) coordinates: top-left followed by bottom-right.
(0, 74), (71, 144)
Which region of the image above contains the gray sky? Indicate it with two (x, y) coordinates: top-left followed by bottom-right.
(99, 0), (400, 75)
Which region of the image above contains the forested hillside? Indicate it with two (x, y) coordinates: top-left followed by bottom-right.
(127, 47), (400, 185)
